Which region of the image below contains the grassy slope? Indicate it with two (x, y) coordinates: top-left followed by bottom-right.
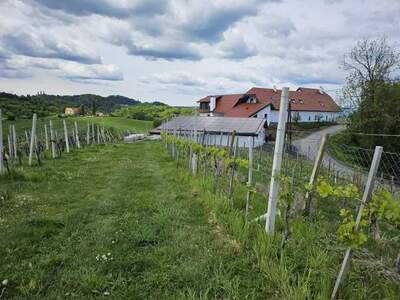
(0, 141), (398, 299)
(3, 117), (153, 135)
(0, 142), (264, 299)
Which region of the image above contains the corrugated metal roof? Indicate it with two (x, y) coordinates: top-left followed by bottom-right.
(159, 116), (265, 136)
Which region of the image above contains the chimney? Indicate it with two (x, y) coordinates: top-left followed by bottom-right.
(273, 85), (277, 92)
(319, 86), (324, 94)
(210, 96), (216, 111)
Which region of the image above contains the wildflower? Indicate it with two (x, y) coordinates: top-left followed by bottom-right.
(2, 279), (8, 286)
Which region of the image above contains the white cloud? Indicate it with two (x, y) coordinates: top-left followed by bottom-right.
(0, 0), (399, 104)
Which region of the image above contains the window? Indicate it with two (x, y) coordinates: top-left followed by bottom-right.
(308, 116), (311, 121)
(326, 115), (328, 120)
(200, 102), (210, 110)
(247, 96), (257, 104)
(264, 113), (268, 119)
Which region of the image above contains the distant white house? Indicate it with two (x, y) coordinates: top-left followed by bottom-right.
(198, 87), (342, 125)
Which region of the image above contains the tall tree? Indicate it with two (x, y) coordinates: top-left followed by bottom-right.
(340, 38), (400, 151)
(340, 38), (399, 109)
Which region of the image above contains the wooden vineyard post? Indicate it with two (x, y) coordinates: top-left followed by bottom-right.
(28, 113), (37, 166)
(63, 120), (70, 153)
(101, 127), (106, 143)
(86, 123), (90, 145)
(44, 123), (49, 150)
(97, 125), (100, 144)
(188, 130), (193, 170)
(245, 136), (254, 220)
(91, 123), (95, 144)
(331, 146), (383, 300)
(8, 125), (13, 161)
(265, 87), (289, 233)
(74, 122), (81, 149)
(0, 109), (3, 172)
(303, 134), (328, 216)
(12, 125), (17, 162)
(49, 120), (56, 159)
(192, 129), (198, 175)
(228, 137), (239, 200)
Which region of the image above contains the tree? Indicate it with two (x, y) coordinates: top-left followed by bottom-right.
(339, 38), (400, 152)
(340, 38), (399, 109)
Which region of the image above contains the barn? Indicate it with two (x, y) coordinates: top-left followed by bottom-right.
(152, 116), (267, 147)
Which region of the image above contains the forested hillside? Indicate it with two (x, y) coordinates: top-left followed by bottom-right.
(0, 92), (142, 119)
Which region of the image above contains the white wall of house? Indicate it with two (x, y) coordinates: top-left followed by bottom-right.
(251, 105), (340, 124)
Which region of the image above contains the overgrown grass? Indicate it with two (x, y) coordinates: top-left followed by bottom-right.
(171, 142), (400, 299)
(0, 142), (265, 299)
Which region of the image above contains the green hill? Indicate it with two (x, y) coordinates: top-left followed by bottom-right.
(0, 92), (144, 119)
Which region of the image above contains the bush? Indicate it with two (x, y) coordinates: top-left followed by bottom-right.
(153, 118), (162, 128)
(6, 113), (16, 121)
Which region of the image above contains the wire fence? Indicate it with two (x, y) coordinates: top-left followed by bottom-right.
(161, 125), (400, 218)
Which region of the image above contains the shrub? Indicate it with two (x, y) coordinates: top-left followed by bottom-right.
(153, 118), (162, 128)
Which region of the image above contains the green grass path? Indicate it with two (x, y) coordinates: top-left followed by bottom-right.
(0, 142), (259, 299)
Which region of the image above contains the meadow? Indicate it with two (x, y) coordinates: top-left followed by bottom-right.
(3, 116), (153, 134)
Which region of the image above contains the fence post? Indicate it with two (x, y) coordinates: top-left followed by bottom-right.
(245, 136), (254, 220)
(8, 125), (13, 161)
(228, 137), (239, 200)
(192, 129), (198, 175)
(44, 123), (49, 150)
(75, 121), (81, 149)
(12, 125), (17, 162)
(63, 120), (70, 153)
(91, 123), (95, 144)
(86, 123), (90, 145)
(303, 134), (328, 216)
(265, 87), (289, 233)
(0, 109), (3, 172)
(331, 146), (383, 300)
(49, 120), (56, 158)
(97, 125), (100, 144)
(28, 113), (37, 166)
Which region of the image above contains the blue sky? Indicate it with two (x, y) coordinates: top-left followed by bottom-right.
(0, 0), (399, 105)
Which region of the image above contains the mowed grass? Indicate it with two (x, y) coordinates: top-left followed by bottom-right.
(0, 141), (265, 299)
(4, 116), (153, 135)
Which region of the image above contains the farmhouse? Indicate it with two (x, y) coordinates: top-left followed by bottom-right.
(154, 116), (267, 147)
(198, 87), (341, 125)
(64, 107), (81, 116)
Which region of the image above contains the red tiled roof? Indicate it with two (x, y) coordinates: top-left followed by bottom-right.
(214, 94), (243, 114)
(197, 87), (341, 118)
(246, 87), (341, 112)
